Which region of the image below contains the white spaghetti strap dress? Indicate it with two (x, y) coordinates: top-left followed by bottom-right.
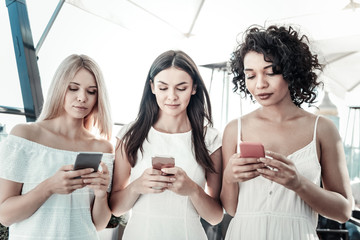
(225, 116), (321, 240)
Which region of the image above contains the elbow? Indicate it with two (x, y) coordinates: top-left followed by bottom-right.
(338, 208), (353, 223)
(0, 216), (12, 227)
(95, 224), (106, 232)
(331, 203), (353, 223)
(211, 211), (225, 226)
(205, 211), (224, 226)
(221, 204), (235, 218)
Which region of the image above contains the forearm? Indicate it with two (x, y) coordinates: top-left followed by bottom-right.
(220, 180), (239, 217)
(0, 181), (52, 226)
(189, 184), (223, 225)
(296, 176), (352, 223)
(110, 182), (141, 217)
(91, 194), (112, 231)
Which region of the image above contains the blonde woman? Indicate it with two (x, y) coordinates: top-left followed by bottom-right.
(0, 54), (114, 239)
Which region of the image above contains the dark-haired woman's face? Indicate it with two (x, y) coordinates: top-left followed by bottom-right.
(151, 67), (196, 118)
(243, 51), (290, 107)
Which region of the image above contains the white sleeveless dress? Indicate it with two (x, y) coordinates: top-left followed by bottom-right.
(225, 116), (321, 240)
(0, 135), (115, 240)
(116, 126), (222, 240)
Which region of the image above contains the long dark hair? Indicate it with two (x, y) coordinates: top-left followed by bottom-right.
(230, 25), (323, 107)
(120, 50), (216, 173)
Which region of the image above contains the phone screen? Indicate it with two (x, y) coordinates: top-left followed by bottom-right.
(73, 152), (103, 172)
(239, 142), (265, 158)
(151, 156), (175, 170)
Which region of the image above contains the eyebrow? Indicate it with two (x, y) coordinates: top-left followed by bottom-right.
(69, 82), (97, 88)
(156, 80), (190, 86)
(244, 64), (273, 72)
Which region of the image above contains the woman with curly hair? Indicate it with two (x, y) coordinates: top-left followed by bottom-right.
(221, 25), (352, 239)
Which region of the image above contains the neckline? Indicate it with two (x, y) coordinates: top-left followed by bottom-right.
(150, 126), (192, 135)
(7, 134), (113, 155)
(286, 138), (315, 158)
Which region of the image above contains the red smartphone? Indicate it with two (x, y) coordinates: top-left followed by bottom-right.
(152, 156), (175, 170)
(239, 142), (265, 158)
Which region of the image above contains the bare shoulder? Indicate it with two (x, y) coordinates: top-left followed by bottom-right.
(222, 118), (239, 150)
(316, 115), (341, 140)
(92, 138), (114, 154)
(223, 118), (238, 136)
(9, 122), (42, 141)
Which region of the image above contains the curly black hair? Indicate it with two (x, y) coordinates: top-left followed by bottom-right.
(230, 25), (324, 107)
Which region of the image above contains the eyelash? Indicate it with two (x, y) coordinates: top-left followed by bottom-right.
(246, 73), (275, 79)
(159, 87), (186, 91)
(69, 88), (97, 95)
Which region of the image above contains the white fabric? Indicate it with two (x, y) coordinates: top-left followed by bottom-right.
(225, 116), (321, 240)
(116, 125), (222, 240)
(0, 135), (115, 240)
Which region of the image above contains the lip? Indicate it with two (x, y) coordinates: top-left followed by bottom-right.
(73, 106), (88, 111)
(165, 104), (180, 109)
(256, 93), (272, 100)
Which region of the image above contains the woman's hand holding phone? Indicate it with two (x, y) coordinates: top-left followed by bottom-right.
(223, 153), (265, 184)
(161, 167), (198, 197)
(223, 142), (267, 184)
(81, 162), (110, 198)
(132, 168), (176, 194)
(46, 165), (93, 195)
(257, 151), (302, 191)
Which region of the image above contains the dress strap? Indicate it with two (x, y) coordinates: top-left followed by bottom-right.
(313, 115), (320, 141)
(237, 117), (241, 153)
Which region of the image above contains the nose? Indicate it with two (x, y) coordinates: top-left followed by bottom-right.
(256, 74), (268, 89)
(167, 88), (178, 101)
(77, 90), (87, 102)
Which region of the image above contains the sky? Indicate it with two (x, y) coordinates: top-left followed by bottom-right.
(0, 0), (359, 143)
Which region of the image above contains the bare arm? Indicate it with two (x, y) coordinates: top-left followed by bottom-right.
(109, 140), (169, 216)
(86, 162), (112, 230)
(161, 148), (223, 225)
(220, 120), (239, 216)
(220, 120), (264, 216)
(298, 117), (352, 222)
(189, 148), (223, 225)
(0, 166), (93, 226)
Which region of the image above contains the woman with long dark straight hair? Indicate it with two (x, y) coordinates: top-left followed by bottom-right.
(110, 50), (223, 239)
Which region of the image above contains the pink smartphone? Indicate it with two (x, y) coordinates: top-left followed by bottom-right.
(239, 142), (265, 158)
(152, 156), (175, 170)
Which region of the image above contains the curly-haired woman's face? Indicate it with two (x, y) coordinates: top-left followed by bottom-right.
(243, 51), (291, 107)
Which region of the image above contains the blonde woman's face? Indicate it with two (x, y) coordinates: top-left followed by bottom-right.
(63, 68), (98, 119)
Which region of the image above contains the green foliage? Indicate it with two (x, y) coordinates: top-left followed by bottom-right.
(0, 215), (126, 238)
(0, 224), (8, 240)
(106, 214), (127, 228)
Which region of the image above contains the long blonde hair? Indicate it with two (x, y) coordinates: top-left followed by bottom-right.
(37, 54), (112, 140)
